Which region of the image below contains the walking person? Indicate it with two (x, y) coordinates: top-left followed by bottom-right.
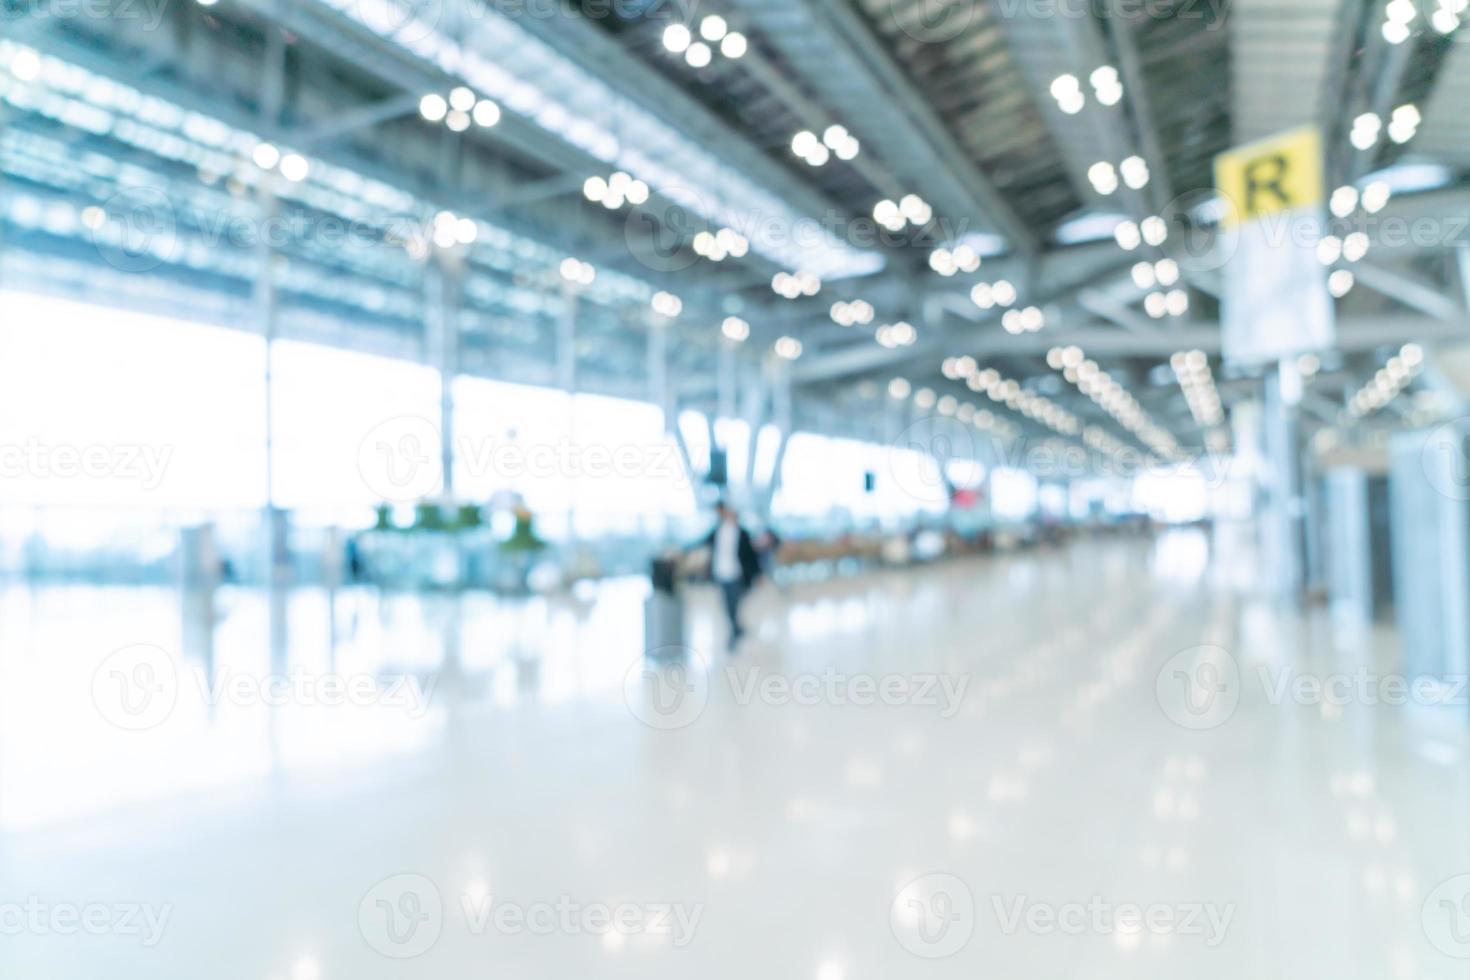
(701, 501), (762, 650)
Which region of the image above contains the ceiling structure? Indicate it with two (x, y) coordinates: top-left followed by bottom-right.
(1, 0), (1467, 466)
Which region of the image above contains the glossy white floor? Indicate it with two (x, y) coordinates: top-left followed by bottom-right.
(3, 529), (1469, 979)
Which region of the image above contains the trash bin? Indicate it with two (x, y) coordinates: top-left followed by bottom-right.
(645, 557), (685, 653)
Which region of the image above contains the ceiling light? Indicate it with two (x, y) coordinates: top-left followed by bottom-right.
(1328, 269), (1355, 298)
(1132, 261), (1157, 289)
(685, 42), (712, 68)
(473, 99), (501, 127)
(774, 336), (803, 360)
(1050, 74), (1081, 99)
(1155, 258), (1180, 286)
(252, 142), (281, 170)
(279, 153), (309, 182)
(722, 316), (750, 342)
(700, 15), (728, 41)
(1115, 220), (1141, 251)
(1330, 185), (1359, 217)
(721, 32), (748, 58)
(446, 110), (471, 132)
(1362, 181), (1391, 213)
(663, 24), (692, 53)
(1120, 155), (1149, 189)
(419, 94), (448, 122)
(449, 86), (477, 112)
(1141, 215), (1167, 246)
(992, 280), (1017, 307)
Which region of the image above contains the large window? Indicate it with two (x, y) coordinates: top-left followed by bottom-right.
(0, 291), (267, 512)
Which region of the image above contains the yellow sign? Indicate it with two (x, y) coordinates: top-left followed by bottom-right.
(1214, 127), (1324, 226)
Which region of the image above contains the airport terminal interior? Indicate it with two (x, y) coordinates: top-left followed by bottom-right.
(3, 0), (1470, 976)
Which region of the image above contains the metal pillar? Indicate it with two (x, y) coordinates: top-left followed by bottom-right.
(425, 252), (461, 497)
(1261, 360), (1309, 599)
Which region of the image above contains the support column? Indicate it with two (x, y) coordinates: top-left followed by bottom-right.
(559, 282), (579, 544)
(1262, 359), (1308, 599)
(425, 251), (461, 498)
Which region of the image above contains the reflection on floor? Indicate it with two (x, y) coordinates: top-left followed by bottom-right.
(2, 529), (1468, 979)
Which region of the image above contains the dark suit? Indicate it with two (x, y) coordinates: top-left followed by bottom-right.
(703, 522), (761, 642)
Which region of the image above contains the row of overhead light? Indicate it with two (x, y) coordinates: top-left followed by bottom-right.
(1316, 231), (1372, 266)
(719, 317), (803, 362)
(431, 209), (480, 249)
(1088, 156), (1150, 196)
(1170, 350), (1232, 456)
(889, 378), (1020, 442)
(1384, 0), (1465, 42)
(875, 321), (918, 349)
(662, 16), (748, 67)
(873, 195), (933, 232)
(972, 368), (1081, 437)
(791, 126), (860, 167)
(419, 88), (502, 131)
(250, 142), (310, 183)
(830, 299), (876, 327)
(558, 257), (596, 286)
(1170, 350), (1225, 429)
(1347, 344), (1424, 418)
(1131, 258), (1180, 290)
(1144, 289), (1189, 319)
(1350, 105), (1420, 150)
(1046, 346), (1180, 458)
(929, 244), (982, 277)
(650, 291), (684, 318)
(1328, 269), (1356, 298)
(1329, 180), (1392, 218)
(970, 279), (1018, 310)
(692, 227), (751, 262)
(1115, 215), (1169, 251)
(1000, 306), (1046, 334)
(773, 336), (804, 360)
(583, 171), (651, 209)
(1048, 67), (1123, 115)
(772, 270), (822, 299)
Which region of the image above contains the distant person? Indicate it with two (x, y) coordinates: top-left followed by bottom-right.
(700, 501), (761, 649)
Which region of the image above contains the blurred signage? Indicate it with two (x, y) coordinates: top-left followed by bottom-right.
(1214, 126), (1335, 366)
